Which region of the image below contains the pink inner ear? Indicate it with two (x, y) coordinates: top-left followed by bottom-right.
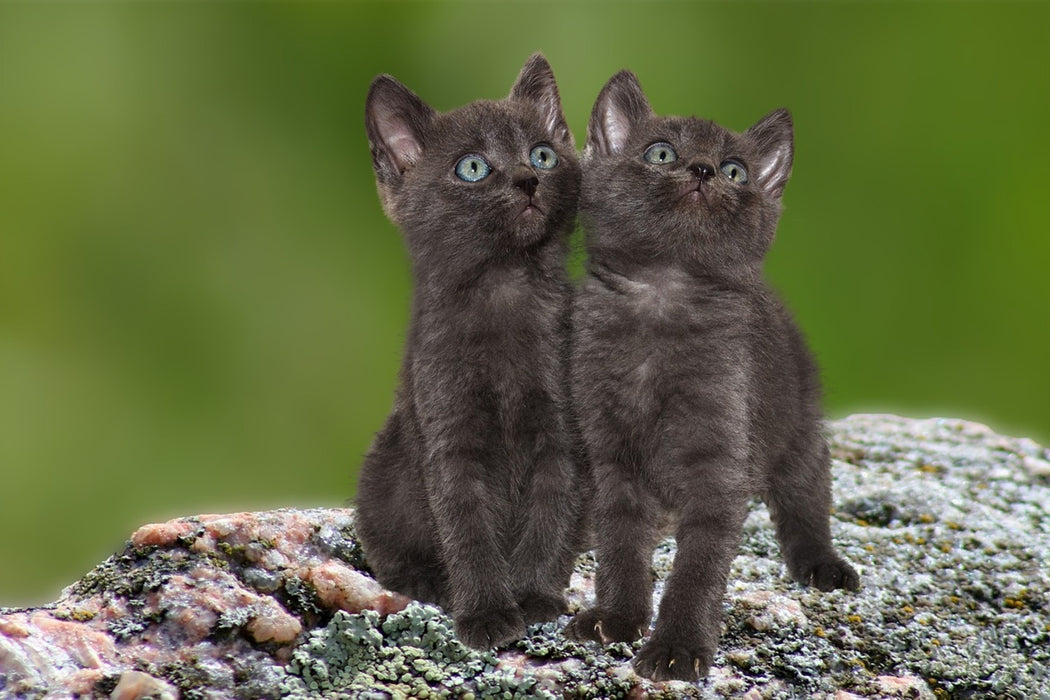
(543, 103), (567, 143)
(757, 143), (791, 190)
(379, 117), (422, 173)
(603, 108), (630, 154)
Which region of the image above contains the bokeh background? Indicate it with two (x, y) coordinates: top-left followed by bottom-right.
(1, 2), (1047, 606)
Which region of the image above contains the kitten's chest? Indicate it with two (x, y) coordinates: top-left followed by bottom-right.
(617, 272), (696, 325)
(590, 274), (750, 346)
(579, 278), (753, 398)
(418, 273), (564, 381)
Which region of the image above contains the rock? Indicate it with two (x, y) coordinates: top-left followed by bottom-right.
(0, 509), (406, 699)
(109, 670), (178, 700)
(2, 415), (1048, 698)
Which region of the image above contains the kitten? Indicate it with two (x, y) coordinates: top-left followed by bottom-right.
(355, 54), (583, 649)
(564, 71), (859, 681)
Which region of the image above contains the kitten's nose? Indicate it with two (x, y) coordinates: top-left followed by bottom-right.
(513, 167), (539, 198)
(689, 163), (715, 183)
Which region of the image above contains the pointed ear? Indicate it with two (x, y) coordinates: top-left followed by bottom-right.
(747, 108), (793, 198)
(365, 75), (436, 186)
(586, 70), (652, 157)
(509, 53), (572, 146)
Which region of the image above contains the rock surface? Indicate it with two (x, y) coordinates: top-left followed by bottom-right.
(2, 414), (1048, 698)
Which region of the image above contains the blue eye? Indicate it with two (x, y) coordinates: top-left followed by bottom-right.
(644, 142), (678, 165)
(720, 159), (748, 184)
(530, 145), (558, 170)
(455, 155), (491, 182)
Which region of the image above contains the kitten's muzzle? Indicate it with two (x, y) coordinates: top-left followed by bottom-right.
(678, 162), (715, 203)
(512, 165), (543, 218)
(514, 172), (539, 199)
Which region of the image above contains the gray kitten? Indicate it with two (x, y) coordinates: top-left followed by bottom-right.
(564, 71), (859, 681)
(355, 55), (584, 649)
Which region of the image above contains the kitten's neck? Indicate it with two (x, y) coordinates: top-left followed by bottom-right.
(414, 241), (567, 300)
(587, 257), (762, 294)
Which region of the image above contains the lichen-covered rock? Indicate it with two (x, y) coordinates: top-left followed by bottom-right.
(2, 415), (1048, 698)
(0, 509), (409, 699)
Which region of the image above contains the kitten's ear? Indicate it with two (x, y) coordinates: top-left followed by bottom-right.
(586, 70), (652, 157)
(747, 108), (793, 198)
(365, 75), (436, 186)
(509, 53), (572, 146)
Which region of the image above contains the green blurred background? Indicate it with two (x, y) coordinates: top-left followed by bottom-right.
(1, 2), (1047, 606)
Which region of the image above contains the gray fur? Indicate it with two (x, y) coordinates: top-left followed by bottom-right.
(356, 54), (584, 649)
(564, 70), (859, 681)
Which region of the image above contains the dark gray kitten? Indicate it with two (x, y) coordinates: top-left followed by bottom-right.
(564, 71), (859, 681)
(355, 55), (583, 650)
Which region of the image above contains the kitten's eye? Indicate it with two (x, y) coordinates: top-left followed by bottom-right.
(455, 155), (491, 182)
(644, 142), (678, 165)
(720, 159), (748, 184)
(530, 145), (559, 170)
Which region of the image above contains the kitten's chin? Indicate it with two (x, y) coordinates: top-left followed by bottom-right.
(512, 213), (555, 248)
(510, 204), (551, 246)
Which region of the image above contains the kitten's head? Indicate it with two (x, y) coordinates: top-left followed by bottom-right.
(365, 54), (580, 271)
(582, 70), (792, 274)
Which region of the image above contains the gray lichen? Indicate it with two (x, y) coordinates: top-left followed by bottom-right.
(280, 602), (557, 699)
(278, 416), (1050, 699)
(3, 416), (1048, 699)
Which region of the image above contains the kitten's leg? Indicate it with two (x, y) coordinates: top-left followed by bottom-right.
(507, 409), (580, 624)
(764, 429), (859, 592)
(356, 412), (449, 606)
(424, 448), (525, 648)
(564, 466), (660, 644)
(633, 462), (750, 682)
(420, 402), (528, 650)
(401, 357), (529, 648)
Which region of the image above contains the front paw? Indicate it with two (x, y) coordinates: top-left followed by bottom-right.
(454, 606), (525, 649)
(799, 557), (860, 592)
(517, 591), (567, 625)
(633, 636), (714, 682)
(563, 608), (646, 645)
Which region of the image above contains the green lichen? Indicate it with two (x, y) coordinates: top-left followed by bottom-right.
(280, 603), (557, 699)
(217, 540), (247, 560)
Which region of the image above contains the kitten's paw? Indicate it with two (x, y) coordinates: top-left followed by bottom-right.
(517, 591), (567, 625)
(563, 608), (646, 644)
(633, 637), (714, 682)
(799, 557), (860, 592)
(454, 606), (525, 649)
